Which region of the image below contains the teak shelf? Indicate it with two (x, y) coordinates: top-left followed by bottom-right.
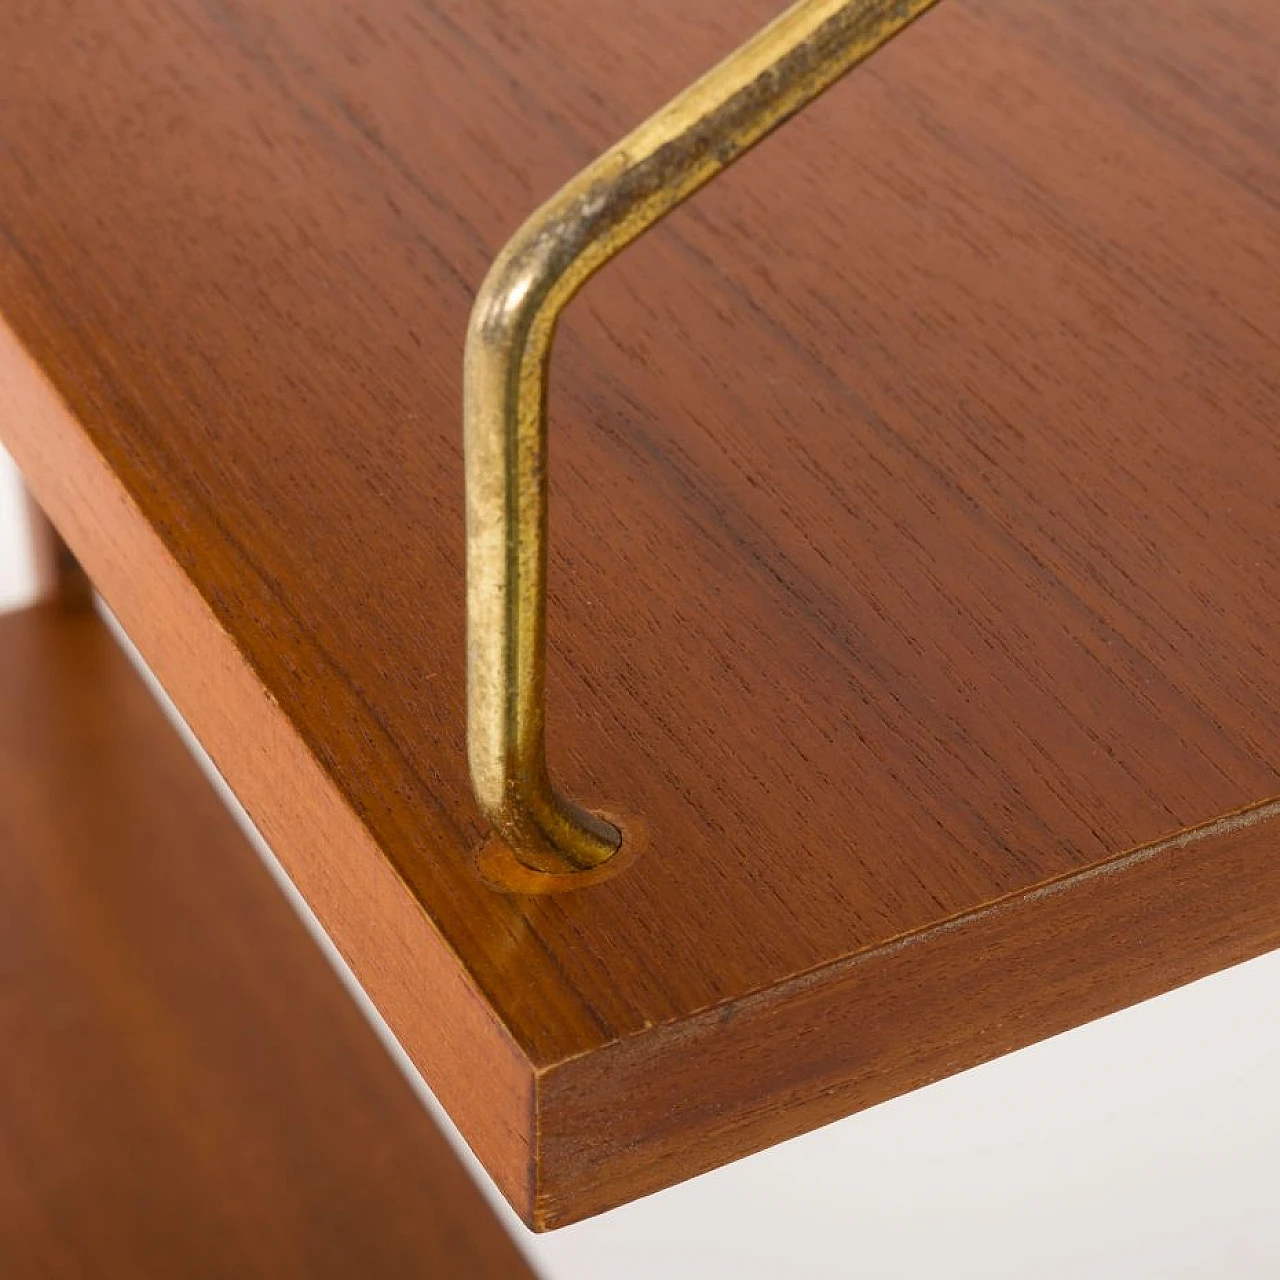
(3, 0), (1279, 1236)
(0, 599), (532, 1277)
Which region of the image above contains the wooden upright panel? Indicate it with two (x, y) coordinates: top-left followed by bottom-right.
(2, 0), (1278, 1228)
(0, 604), (535, 1279)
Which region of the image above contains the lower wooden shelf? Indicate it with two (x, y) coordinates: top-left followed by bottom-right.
(0, 602), (534, 1278)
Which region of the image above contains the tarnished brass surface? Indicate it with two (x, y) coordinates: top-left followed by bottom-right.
(464, 0), (941, 874)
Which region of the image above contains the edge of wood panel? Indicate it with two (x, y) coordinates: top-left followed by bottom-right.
(0, 317), (540, 1223)
(532, 798), (1280, 1228)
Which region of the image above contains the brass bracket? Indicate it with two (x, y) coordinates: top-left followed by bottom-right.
(464, 0), (941, 874)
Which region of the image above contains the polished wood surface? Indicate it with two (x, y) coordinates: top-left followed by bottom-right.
(2, 0), (1278, 1228)
(0, 603), (535, 1278)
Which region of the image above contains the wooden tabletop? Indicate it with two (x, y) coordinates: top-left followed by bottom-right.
(0, 601), (535, 1277)
(2, 0), (1278, 1229)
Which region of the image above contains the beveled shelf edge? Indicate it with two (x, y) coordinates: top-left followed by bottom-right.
(531, 796), (1280, 1227)
(0, 318), (543, 1222)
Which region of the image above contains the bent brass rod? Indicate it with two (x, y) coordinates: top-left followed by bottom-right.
(465, 0), (941, 873)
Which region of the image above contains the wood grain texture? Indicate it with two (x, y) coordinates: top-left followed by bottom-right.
(2, 0), (1278, 1228)
(0, 603), (536, 1278)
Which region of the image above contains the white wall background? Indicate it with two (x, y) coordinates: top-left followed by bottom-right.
(3, 446), (1277, 1279)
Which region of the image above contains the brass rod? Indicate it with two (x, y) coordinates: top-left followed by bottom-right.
(464, 0), (941, 873)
